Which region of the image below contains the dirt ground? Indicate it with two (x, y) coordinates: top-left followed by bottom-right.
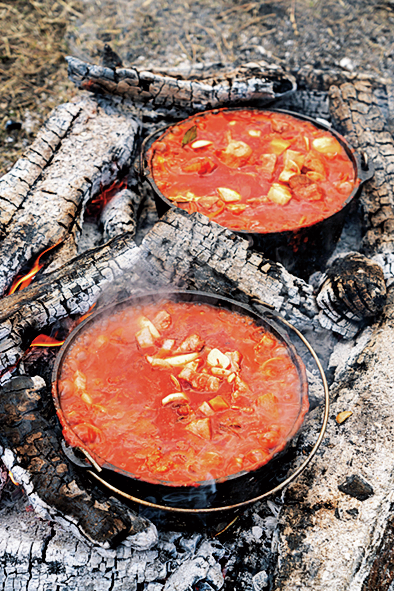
(1, 0), (393, 176)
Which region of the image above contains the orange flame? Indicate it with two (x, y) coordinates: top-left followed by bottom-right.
(9, 471), (19, 486)
(8, 241), (62, 296)
(30, 335), (65, 348)
(85, 179), (126, 218)
(28, 304), (97, 349)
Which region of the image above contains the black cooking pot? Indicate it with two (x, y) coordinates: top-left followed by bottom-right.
(140, 108), (374, 279)
(52, 291), (329, 513)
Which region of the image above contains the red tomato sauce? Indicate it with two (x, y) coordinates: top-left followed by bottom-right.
(57, 301), (308, 486)
(149, 109), (359, 233)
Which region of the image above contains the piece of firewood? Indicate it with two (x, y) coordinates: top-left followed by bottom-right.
(0, 375), (156, 549)
(329, 80), (394, 282)
(0, 96), (139, 297)
(316, 253), (387, 338)
(100, 186), (141, 242)
(66, 56), (296, 113)
(0, 102), (82, 232)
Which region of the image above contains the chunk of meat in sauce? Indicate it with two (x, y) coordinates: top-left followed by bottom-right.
(271, 118), (292, 133)
(303, 151), (326, 177)
(218, 137), (253, 168)
(232, 375), (251, 400)
(152, 310), (172, 331)
(175, 333), (205, 353)
(182, 157), (217, 175)
(178, 366), (221, 392)
(288, 174), (324, 201)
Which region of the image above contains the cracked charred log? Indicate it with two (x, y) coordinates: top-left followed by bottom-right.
(0, 375), (155, 548)
(66, 56), (296, 113)
(328, 80), (394, 282)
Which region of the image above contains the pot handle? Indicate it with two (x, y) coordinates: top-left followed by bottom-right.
(136, 126), (171, 180)
(61, 440), (102, 472)
(355, 151), (374, 184)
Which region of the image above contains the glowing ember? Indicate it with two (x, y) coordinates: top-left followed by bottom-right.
(85, 179), (126, 218)
(8, 241), (62, 295)
(9, 471), (19, 486)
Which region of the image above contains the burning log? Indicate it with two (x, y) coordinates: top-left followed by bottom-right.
(0, 375), (157, 549)
(0, 95), (139, 297)
(66, 56), (296, 114)
(0, 233), (141, 374)
(0, 209), (319, 377)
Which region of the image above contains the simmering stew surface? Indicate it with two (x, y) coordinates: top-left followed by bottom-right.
(149, 109), (358, 233)
(57, 300), (308, 486)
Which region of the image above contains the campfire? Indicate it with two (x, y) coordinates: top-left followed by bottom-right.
(0, 55), (393, 590)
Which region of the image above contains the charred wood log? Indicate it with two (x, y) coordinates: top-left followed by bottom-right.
(0, 375), (156, 549)
(0, 209), (319, 376)
(100, 187), (140, 242)
(328, 80), (394, 283)
(66, 56), (296, 114)
(0, 102), (82, 231)
(292, 65), (392, 93)
(0, 96), (139, 297)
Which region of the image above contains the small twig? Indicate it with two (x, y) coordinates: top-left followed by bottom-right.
(238, 14), (276, 32)
(214, 515), (239, 536)
(290, 0), (299, 36)
(176, 38), (192, 62)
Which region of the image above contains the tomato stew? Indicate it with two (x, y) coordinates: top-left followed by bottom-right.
(56, 297), (309, 487)
(148, 109), (359, 234)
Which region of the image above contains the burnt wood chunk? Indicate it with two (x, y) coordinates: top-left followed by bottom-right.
(316, 253), (387, 337)
(0, 376), (154, 548)
(66, 56), (296, 112)
(100, 43), (123, 69)
(100, 187), (141, 242)
(338, 475), (374, 501)
(0, 96), (139, 297)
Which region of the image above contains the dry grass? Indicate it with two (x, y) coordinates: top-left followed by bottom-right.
(0, 0), (84, 175)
